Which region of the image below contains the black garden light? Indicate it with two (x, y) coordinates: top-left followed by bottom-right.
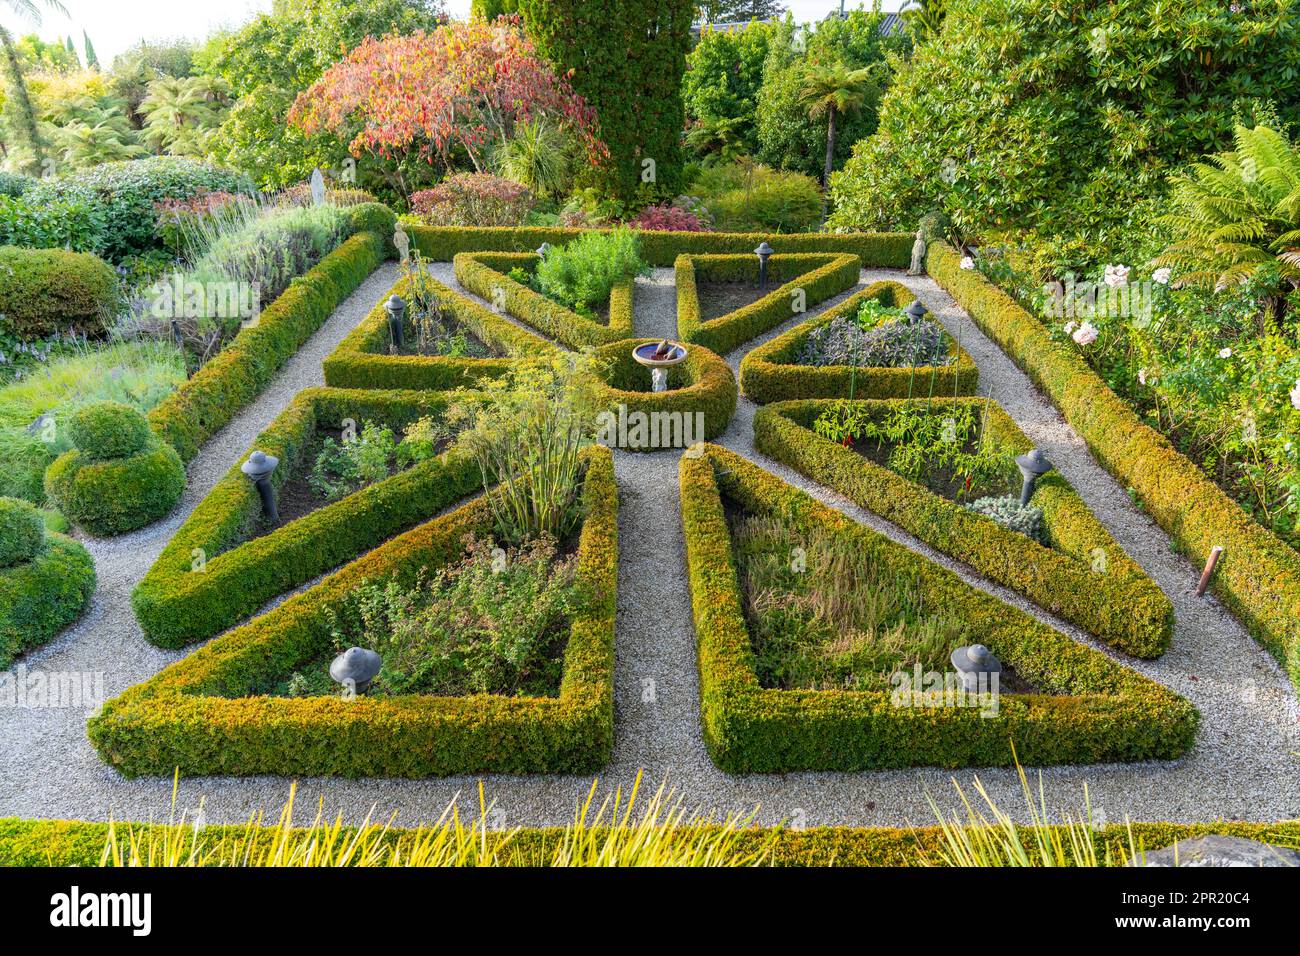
(241, 450), (280, 525)
(1015, 448), (1054, 507)
(384, 294), (406, 352)
(331, 647), (382, 695)
(904, 299), (928, 322)
(755, 240), (774, 290)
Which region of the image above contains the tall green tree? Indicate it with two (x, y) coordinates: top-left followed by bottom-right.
(82, 30), (97, 69)
(799, 61), (874, 189)
(683, 20), (772, 157)
(698, 1), (785, 22)
(518, 0), (695, 203)
(0, 0), (68, 174)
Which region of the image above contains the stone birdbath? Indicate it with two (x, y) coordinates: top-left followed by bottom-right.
(633, 340), (688, 393)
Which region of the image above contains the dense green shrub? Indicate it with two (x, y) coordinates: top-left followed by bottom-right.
(45, 402), (186, 536)
(0, 246), (119, 339)
(24, 157), (254, 262)
(0, 172), (33, 198)
(411, 174), (535, 227)
(683, 22), (773, 157)
(828, 0), (1300, 261)
(65, 401), (153, 461)
(0, 496), (44, 567)
(533, 229), (648, 315)
(0, 195), (102, 253)
(518, 0), (695, 202)
(691, 162), (822, 233)
(0, 529), (96, 670)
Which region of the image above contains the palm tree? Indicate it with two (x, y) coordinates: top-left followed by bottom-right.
(0, 0), (67, 174)
(798, 61), (875, 221)
(139, 75), (225, 156)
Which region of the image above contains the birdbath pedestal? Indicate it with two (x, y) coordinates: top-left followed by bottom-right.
(633, 341), (688, 393)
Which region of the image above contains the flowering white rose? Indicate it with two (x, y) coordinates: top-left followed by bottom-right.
(1138, 367), (1148, 386)
(960, 257), (975, 270)
(1103, 264), (1130, 288)
(1064, 320), (1078, 335)
(1152, 267), (1172, 285)
(1291, 378), (1300, 411)
(1218, 347), (1233, 359)
(1072, 321), (1099, 346)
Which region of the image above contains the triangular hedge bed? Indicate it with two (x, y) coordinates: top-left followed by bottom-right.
(132, 387), (487, 648)
(681, 444), (1196, 773)
(97, 445), (618, 779)
(453, 250), (635, 349)
(739, 279), (979, 404)
(675, 252), (861, 355)
(323, 272), (559, 391)
(752, 398), (1173, 657)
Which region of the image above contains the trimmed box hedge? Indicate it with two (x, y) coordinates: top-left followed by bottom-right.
(410, 224), (912, 268)
(586, 339), (738, 448)
(928, 243), (1300, 692)
(453, 251), (635, 349)
(753, 398), (1173, 657)
(2, 815), (1298, 867)
(132, 387), (485, 649)
(0, 245), (119, 338)
(677, 252), (862, 355)
(93, 445), (618, 778)
(681, 444), (1197, 773)
(740, 280), (979, 404)
(0, 530), (96, 670)
(148, 229), (388, 462)
(323, 271), (559, 391)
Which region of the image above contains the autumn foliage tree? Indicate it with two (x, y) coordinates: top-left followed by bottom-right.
(288, 18), (605, 180)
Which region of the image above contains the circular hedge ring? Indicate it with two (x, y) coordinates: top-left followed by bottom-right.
(585, 338), (737, 452)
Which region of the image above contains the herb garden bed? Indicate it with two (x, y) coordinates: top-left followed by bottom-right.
(682, 444), (1197, 772)
(94, 445), (618, 778)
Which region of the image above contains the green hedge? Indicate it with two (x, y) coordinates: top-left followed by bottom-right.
(45, 434), (185, 537)
(453, 252), (635, 349)
(753, 399), (1173, 657)
(928, 243), (1300, 691)
(677, 252), (862, 355)
(3, 815), (1296, 867)
(92, 446), (618, 778)
(410, 225), (912, 267)
(739, 280), (979, 404)
(0, 245), (119, 338)
(322, 272), (559, 391)
(132, 388), (486, 649)
(585, 339), (738, 448)
(0, 531), (95, 669)
(148, 230), (388, 462)
(681, 444), (1197, 773)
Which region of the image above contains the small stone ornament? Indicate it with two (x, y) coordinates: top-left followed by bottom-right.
(309, 167), (327, 206)
(330, 647), (382, 695)
(950, 643), (1002, 693)
(393, 225), (410, 264)
(908, 229), (927, 276)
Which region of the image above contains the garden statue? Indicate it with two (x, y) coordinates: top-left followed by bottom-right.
(309, 167), (326, 206)
(908, 229), (927, 275)
(393, 225), (410, 264)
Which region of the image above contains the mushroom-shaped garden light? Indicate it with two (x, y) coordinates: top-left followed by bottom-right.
(1015, 448), (1054, 507)
(384, 294), (406, 352)
(241, 450), (279, 524)
(330, 647), (382, 695)
(951, 643), (1002, 694)
(755, 241), (774, 289)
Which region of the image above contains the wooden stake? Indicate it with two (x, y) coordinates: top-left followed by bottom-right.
(1195, 546), (1224, 596)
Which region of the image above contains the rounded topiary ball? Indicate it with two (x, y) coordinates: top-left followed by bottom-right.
(67, 401), (154, 461)
(45, 421), (186, 537)
(0, 496), (45, 568)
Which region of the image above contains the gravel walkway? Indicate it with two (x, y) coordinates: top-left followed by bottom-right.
(1, 262), (1296, 832)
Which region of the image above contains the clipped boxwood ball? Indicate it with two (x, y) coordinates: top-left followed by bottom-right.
(0, 496), (45, 567)
(67, 401), (154, 462)
(0, 532), (96, 669)
(45, 438), (186, 537)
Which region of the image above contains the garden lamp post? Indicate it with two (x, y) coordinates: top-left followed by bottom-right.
(241, 450), (279, 525)
(951, 643), (1002, 694)
(330, 647), (382, 696)
(384, 294), (406, 352)
(1015, 448), (1054, 506)
(755, 241), (774, 290)
(904, 299), (929, 322)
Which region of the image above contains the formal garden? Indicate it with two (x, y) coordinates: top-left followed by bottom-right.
(0, 0), (1297, 871)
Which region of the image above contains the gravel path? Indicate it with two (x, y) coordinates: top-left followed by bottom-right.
(1, 261), (1296, 832)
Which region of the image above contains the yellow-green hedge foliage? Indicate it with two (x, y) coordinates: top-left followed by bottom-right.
(92, 446), (618, 778)
(0, 530), (95, 669)
(132, 388), (485, 649)
(928, 243), (1300, 691)
(682, 444), (1197, 773)
(740, 280), (979, 404)
(323, 272), (558, 391)
(453, 251), (634, 349)
(676, 252), (861, 355)
(753, 398), (1173, 657)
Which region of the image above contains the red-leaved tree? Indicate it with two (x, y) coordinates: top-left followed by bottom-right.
(288, 17), (605, 174)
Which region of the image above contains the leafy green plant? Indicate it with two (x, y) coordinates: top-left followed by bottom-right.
(308, 417), (448, 501)
(533, 228), (648, 315)
(304, 534), (582, 698)
(690, 160), (822, 233)
(965, 495), (1046, 545)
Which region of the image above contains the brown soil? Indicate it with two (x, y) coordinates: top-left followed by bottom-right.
(696, 280), (770, 322)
